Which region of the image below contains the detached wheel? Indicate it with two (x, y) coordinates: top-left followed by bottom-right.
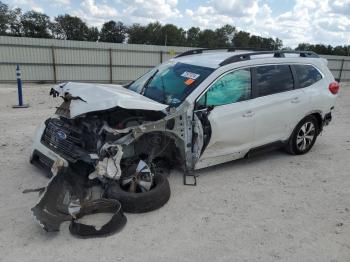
(286, 115), (319, 155)
(105, 161), (171, 213)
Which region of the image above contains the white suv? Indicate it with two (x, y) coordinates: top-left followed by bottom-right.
(31, 49), (339, 186)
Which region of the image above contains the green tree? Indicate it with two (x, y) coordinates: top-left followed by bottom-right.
(198, 29), (217, 48)
(274, 38), (283, 50)
(186, 27), (200, 47)
(54, 14), (90, 40)
(49, 21), (65, 39)
(295, 43), (334, 55)
(128, 22), (165, 45)
(100, 20), (126, 43)
(160, 24), (186, 46)
(6, 7), (22, 36)
(145, 22), (162, 45)
(0, 1), (9, 35)
(127, 23), (148, 44)
(87, 26), (99, 42)
(233, 31), (250, 48)
(333, 45), (349, 56)
(215, 24), (236, 48)
(295, 43), (312, 51)
(21, 11), (52, 38)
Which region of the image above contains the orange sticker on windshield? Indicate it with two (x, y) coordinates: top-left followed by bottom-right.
(185, 79), (195, 85)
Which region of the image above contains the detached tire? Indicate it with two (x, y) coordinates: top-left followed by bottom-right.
(105, 174), (171, 213)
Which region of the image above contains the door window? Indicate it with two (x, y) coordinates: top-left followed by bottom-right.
(256, 65), (294, 97)
(197, 68), (251, 107)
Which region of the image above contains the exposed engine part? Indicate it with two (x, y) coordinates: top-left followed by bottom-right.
(89, 144), (123, 180)
(51, 157), (66, 176)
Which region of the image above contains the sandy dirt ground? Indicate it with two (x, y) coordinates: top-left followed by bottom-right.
(0, 83), (349, 262)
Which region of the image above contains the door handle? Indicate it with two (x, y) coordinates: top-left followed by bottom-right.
(291, 97), (300, 104)
(243, 110), (255, 117)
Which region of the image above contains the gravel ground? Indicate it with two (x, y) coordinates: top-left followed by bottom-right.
(0, 83), (349, 262)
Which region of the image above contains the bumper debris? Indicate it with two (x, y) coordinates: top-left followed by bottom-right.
(31, 167), (127, 237)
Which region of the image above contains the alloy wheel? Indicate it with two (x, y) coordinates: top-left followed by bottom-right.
(296, 121), (316, 151)
(120, 160), (154, 193)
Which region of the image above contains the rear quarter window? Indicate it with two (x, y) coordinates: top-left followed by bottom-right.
(294, 64), (322, 88)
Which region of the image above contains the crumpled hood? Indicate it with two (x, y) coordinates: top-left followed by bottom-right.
(51, 82), (168, 118)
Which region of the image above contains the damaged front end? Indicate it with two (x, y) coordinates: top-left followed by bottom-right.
(30, 82), (202, 235)
(32, 82), (201, 181)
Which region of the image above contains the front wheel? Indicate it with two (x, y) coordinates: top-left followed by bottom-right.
(286, 115), (319, 155)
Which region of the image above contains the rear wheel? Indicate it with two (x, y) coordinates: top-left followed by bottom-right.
(286, 115), (319, 155)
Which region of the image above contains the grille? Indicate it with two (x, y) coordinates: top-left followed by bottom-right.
(41, 119), (83, 161)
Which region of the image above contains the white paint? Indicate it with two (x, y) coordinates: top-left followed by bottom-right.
(189, 55), (338, 169)
(52, 82), (168, 118)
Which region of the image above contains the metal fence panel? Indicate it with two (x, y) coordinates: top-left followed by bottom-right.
(0, 36), (349, 83)
(55, 48), (109, 65)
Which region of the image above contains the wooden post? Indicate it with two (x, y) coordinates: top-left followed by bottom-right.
(109, 48), (113, 83)
(51, 46), (57, 83)
(160, 51), (163, 63)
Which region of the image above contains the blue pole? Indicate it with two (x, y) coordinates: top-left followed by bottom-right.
(16, 64), (23, 106)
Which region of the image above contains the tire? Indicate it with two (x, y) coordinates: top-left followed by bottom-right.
(285, 115), (319, 155)
(105, 174), (171, 213)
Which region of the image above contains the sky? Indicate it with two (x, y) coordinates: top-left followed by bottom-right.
(6, 0), (350, 47)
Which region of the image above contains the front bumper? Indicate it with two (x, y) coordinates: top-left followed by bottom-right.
(30, 121), (69, 171)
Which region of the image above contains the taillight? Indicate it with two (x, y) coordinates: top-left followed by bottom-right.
(329, 81), (340, 95)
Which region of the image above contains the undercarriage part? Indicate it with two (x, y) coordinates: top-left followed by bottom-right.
(120, 160), (154, 193)
(152, 157), (171, 177)
(105, 173), (171, 213)
(132, 132), (184, 172)
(69, 199), (127, 238)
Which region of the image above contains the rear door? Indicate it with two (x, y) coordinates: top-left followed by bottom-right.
(292, 64), (324, 115)
(194, 68), (255, 169)
(251, 64), (307, 147)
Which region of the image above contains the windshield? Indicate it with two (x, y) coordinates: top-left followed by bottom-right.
(128, 61), (214, 106)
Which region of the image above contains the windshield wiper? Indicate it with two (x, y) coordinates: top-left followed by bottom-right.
(140, 69), (159, 95)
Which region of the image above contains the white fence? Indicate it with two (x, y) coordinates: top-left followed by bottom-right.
(0, 36), (349, 83)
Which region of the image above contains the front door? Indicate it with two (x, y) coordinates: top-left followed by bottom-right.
(194, 68), (255, 169)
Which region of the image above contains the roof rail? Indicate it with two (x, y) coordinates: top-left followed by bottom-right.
(219, 50), (319, 66)
(175, 48), (236, 58)
(174, 47), (279, 58)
